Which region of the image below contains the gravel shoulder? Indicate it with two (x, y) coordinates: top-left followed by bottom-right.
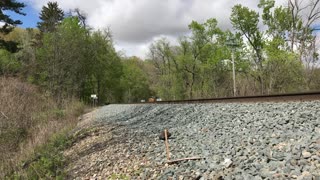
(64, 102), (320, 179)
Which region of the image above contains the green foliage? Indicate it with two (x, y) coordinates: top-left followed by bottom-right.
(149, 19), (240, 99)
(263, 38), (304, 92)
(36, 17), (89, 104)
(147, 0), (318, 98)
(259, 0), (291, 38)
(230, 5), (260, 38)
(37, 1), (64, 33)
(0, 127), (27, 153)
(1, 1), (320, 177)
(21, 132), (72, 179)
(0, 0), (25, 34)
(88, 30), (123, 103)
(148, 37), (187, 100)
(15, 28), (39, 77)
(0, 49), (21, 74)
(0, 0), (25, 52)
(120, 57), (151, 102)
(230, 4), (264, 61)
(110, 173), (129, 180)
(31, 17), (124, 104)
(258, 0), (275, 23)
(1, 0), (319, 104)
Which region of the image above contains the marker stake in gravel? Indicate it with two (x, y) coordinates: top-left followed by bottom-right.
(164, 129), (170, 161)
(161, 129), (204, 165)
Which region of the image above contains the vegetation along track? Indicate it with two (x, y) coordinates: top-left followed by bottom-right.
(142, 91), (320, 104)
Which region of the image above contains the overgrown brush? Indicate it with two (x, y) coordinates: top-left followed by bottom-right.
(11, 131), (74, 179)
(0, 77), (85, 178)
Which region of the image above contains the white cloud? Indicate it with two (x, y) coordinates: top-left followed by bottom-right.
(23, 0), (287, 58)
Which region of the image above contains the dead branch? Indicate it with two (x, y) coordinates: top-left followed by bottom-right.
(1, 111), (8, 119)
(167, 157), (204, 165)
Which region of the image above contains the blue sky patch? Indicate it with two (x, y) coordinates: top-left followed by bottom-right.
(4, 4), (39, 28)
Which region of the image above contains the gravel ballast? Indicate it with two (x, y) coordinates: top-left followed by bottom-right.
(66, 101), (320, 179)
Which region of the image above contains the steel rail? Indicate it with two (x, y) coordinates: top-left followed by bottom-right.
(142, 91), (320, 104)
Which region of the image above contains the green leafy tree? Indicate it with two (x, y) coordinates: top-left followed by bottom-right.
(182, 18), (230, 98)
(231, 4), (266, 94)
(148, 38), (179, 99)
(263, 38), (304, 93)
(230, 5), (264, 68)
(36, 17), (88, 104)
(148, 18), (240, 99)
(35, 15), (123, 104)
(0, 0), (25, 34)
(258, 0), (292, 40)
(88, 30), (123, 104)
(37, 1), (64, 33)
(120, 57), (152, 102)
(13, 28), (39, 77)
(0, 0), (25, 52)
(259, 0), (320, 90)
(257, 0), (315, 92)
(0, 49), (21, 75)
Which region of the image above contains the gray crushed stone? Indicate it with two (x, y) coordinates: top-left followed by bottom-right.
(92, 101), (320, 179)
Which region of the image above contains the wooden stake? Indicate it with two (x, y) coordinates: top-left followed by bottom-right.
(164, 129), (170, 160)
(167, 157), (203, 164)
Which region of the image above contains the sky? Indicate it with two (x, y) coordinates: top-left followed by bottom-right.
(6, 0), (289, 58)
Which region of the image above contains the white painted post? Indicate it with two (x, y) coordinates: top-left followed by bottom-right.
(91, 94), (98, 106)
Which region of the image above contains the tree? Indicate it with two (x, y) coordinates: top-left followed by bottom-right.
(72, 8), (88, 29)
(36, 17), (88, 104)
(0, 49), (20, 75)
(231, 4), (265, 94)
(148, 18), (239, 99)
(0, 28), (39, 77)
(258, 0), (292, 41)
(120, 57), (152, 102)
(0, 0), (25, 52)
(285, 0), (320, 89)
(181, 18), (232, 98)
(148, 38), (181, 99)
(88, 30), (123, 103)
(0, 0), (25, 34)
(15, 28), (39, 77)
(263, 38), (304, 93)
(37, 1), (64, 33)
(257, 0), (319, 91)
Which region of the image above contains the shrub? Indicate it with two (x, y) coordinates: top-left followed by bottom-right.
(0, 77), (85, 178)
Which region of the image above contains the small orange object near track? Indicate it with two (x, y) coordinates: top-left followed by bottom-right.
(148, 97), (156, 103)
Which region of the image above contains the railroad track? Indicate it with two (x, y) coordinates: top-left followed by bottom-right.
(145, 91), (320, 104)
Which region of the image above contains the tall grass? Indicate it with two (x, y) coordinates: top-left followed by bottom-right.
(0, 77), (85, 178)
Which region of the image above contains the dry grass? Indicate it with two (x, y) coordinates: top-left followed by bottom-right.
(0, 77), (85, 178)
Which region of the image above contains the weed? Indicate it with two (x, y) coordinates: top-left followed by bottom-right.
(0, 77), (86, 178)
(11, 131), (74, 179)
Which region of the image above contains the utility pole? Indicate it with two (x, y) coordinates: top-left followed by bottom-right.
(226, 37), (239, 97)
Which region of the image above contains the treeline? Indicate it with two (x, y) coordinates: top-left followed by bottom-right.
(0, 1), (152, 104)
(1, 1), (153, 176)
(1, 0), (320, 104)
(146, 0), (320, 100)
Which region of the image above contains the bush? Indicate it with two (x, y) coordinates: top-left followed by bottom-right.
(21, 132), (73, 179)
(0, 49), (21, 75)
(0, 77), (85, 178)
